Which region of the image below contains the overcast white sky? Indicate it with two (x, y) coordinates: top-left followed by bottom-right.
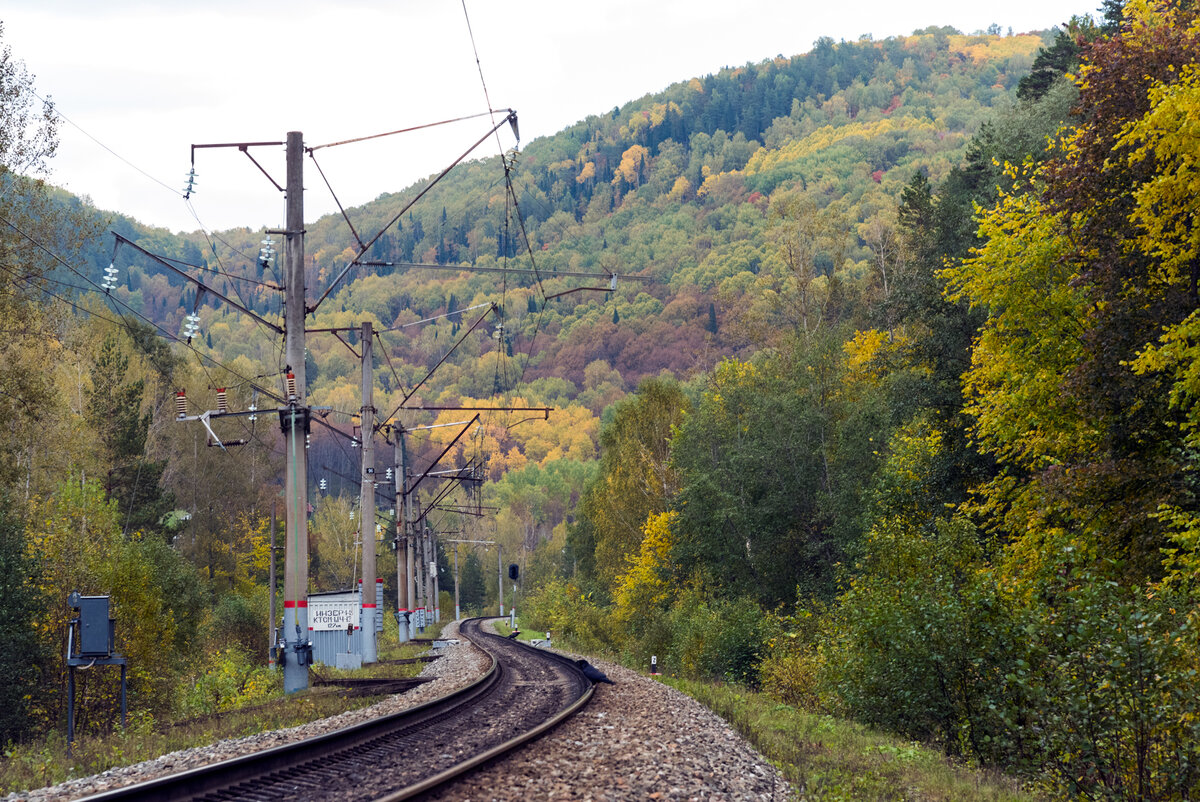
(4, 0), (1096, 234)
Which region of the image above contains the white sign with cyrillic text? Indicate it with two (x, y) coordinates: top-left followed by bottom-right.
(309, 599), (359, 631)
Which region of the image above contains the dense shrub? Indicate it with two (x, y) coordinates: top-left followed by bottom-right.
(179, 647), (279, 716)
(667, 587), (765, 686)
(1016, 560), (1200, 799)
(817, 517), (1033, 764)
(203, 590), (268, 660)
(759, 605), (828, 709)
(803, 517), (1200, 798)
(523, 578), (616, 654)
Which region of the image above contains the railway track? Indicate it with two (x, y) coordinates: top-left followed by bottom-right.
(83, 618), (594, 801)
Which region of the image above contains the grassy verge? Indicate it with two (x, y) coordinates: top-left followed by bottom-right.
(0, 626), (447, 796)
(661, 678), (1041, 802)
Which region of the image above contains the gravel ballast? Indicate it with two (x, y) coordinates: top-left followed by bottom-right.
(427, 652), (791, 801)
(4, 622), (791, 801)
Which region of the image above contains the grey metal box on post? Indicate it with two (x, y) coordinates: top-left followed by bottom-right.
(66, 591), (127, 745)
(76, 594), (112, 656)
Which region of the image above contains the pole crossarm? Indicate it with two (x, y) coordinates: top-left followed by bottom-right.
(361, 261), (656, 283)
(386, 405), (551, 419)
(415, 480), (462, 528)
(408, 414), (480, 496)
(111, 233), (283, 334)
(393, 304), (497, 413)
(399, 419), (479, 433)
(388, 302), (493, 331)
(191, 140), (287, 192)
(310, 111), (519, 315)
(434, 504), (496, 516)
(422, 467), (478, 477)
(317, 463), (397, 505)
(308, 110), (515, 152)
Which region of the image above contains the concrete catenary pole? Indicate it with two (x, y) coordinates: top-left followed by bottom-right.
(412, 500), (424, 631)
(268, 500), (277, 671)
(359, 321), (377, 663)
(408, 510), (418, 635)
(394, 431), (410, 643)
(498, 544), (504, 616)
(432, 526), (441, 622)
(453, 542), (460, 621)
(282, 131), (310, 694)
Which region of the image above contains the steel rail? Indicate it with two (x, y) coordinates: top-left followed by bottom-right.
(80, 618), (591, 802)
(379, 626), (595, 801)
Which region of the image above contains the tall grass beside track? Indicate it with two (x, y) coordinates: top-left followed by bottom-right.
(0, 626), (445, 796)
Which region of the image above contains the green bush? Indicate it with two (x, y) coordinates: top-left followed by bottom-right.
(203, 590), (268, 660)
(818, 517), (1033, 764)
(1016, 559), (1200, 799)
(759, 605), (828, 709)
(668, 587), (766, 685)
(179, 646), (279, 717)
(523, 578), (616, 654)
(617, 605), (674, 672)
(816, 518), (1200, 797)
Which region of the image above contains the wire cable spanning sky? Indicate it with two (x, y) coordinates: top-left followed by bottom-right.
(5, 0), (1096, 234)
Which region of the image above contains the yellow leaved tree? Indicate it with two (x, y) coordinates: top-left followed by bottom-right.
(614, 511), (676, 630)
(1123, 54), (1200, 569)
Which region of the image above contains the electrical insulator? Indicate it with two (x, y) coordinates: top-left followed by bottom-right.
(305, 433), (311, 449)
(216, 388), (228, 413)
(385, 467), (393, 481)
(286, 372), (297, 401)
(174, 390), (187, 419)
(351, 438), (360, 449)
(319, 478), (327, 491)
(248, 403), (258, 423)
(182, 167), (198, 198)
(182, 313), (201, 342)
(100, 262), (120, 292)
(349, 509), (355, 521)
(258, 235), (276, 266)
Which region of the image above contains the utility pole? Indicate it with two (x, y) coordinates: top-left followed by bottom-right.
(281, 131), (310, 694)
(436, 525), (446, 624)
(408, 499), (419, 634)
(445, 538), (493, 619)
(427, 525), (438, 623)
(453, 542), (460, 621)
(359, 321), (377, 663)
(498, 544), (504, 616)
(268, 501), (277, 671)
(393, 429), (410, 643)
(413, 501), (424, 632)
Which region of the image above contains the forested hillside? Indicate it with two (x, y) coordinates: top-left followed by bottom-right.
(92, 24), (1054, 545)
(529, 3), (1200, 798)
(7, 3), (1200, 796)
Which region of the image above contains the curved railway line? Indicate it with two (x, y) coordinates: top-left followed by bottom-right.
(83, 618), (593, 802)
